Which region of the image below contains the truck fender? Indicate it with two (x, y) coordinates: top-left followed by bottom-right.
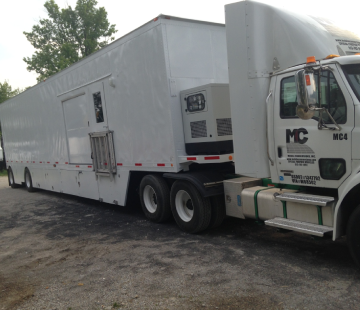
(334, 166), (360, 240)
(163, 171), (224, 198)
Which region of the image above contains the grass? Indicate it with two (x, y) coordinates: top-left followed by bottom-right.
(0, 169), (7, 177)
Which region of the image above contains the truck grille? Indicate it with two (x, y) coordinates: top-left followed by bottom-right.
(216, 118), (233, 136)
(190, 120), (207, 138)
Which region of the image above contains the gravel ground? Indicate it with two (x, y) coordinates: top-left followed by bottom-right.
(1, 175), (360, 310)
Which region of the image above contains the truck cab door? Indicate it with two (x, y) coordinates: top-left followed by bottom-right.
(273, 65), (354, 189)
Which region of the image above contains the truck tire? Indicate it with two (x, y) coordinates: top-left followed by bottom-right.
(347, 205), (360, 267)
(170, 180), (211, 233)
(8, 167), (17, 188)
(209, 195), (226, 229)
(25, 168), (36, 192)
(139, 174), (171, 223)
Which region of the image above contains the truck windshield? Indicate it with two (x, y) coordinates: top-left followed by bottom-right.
(343, 64), (360, 102)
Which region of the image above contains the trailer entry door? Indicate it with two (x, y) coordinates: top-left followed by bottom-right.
(62, 93), (92, 164)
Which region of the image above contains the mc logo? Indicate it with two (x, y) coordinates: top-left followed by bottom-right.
(286, 128), (308, 144)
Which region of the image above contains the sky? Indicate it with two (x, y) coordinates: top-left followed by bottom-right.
(1, 0), (360, 90)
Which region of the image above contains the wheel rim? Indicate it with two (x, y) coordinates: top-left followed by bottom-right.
(9, 171), (14, 184)
(25, 172), (31, 188)
(175, 190), (194, 222)
(143, 185), (158, 213)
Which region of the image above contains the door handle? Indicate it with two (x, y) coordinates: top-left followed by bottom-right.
(277, 147), (282, 158)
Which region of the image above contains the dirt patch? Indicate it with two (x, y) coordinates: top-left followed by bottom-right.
(0, 275), (36, 310)
(194, 294), (284, 310)
(0, 176), (360, 310)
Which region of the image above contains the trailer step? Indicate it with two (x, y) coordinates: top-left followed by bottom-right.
(265, 217), (333, 237)
(274, 192), (334, 207)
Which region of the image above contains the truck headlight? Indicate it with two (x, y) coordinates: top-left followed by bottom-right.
(187, 93), (206, 112)
(319, 158), (346, 180)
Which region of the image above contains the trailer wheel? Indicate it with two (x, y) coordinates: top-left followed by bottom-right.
(170, 180), (211, 233)
(8, 167), (16, 188)
(347, 205), (360, 267)
(25, 168), (36, 192)
(140, 175), (171, 223)
(209, 195), (226, 229)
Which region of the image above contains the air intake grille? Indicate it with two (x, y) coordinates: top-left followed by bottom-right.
(216, 118), (233, 136)
(190, 120), (207, 138)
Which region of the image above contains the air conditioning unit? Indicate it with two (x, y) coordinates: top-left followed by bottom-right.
(180, 84), (233, 155)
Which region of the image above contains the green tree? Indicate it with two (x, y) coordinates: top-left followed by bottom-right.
(23, 0), (117, 82)
(0, 80), (21, 104)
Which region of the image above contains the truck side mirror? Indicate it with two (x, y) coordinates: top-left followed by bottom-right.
(295, 69), (316, 120)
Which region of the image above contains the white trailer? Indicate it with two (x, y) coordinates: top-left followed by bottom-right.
(3, 1), (360, 266)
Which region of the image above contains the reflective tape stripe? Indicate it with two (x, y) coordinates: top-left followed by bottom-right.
(204, 156), (220, 160)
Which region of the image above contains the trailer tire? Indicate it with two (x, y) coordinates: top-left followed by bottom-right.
(25, 168), (36, 192)
(170, 180), (211, 233)
(140, 174), (171, 223)
(209, 195), (226, 229)
(347, 205), (360, 267)
(8, 168), (17, 188)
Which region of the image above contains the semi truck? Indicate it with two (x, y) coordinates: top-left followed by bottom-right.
(2, 0), (360, 265)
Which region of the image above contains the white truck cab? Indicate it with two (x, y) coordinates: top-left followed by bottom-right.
(223, 1), (360, 266)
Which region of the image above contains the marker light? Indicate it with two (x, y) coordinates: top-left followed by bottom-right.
(355, 53), (360, 55)
(306, 56), (316, 64)
(325, 54), (340, 59)
(305, 75), (311, 86)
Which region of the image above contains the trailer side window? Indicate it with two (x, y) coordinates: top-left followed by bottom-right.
(280, 76), (298, 118)
(93, 92), (104, 123)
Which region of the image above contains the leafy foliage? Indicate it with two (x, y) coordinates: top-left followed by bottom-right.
(23, 0), (117, 82)
(0, 80), (21, 104)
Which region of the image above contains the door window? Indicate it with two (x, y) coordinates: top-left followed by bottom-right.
(280, 71), (347, 124)
(280, 76), (298, 118)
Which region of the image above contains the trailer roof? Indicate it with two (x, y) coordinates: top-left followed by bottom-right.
(5, 15), (225, 103)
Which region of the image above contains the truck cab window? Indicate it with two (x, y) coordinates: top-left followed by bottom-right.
(93, 92), (104, 123)
(316, 71), (347, 124)
(280, 71), (347, 124)
(342, 64), (360, 102)
(280, 76), (298, 118)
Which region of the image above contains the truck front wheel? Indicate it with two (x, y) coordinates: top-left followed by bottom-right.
(170, 180), (211, 233)
(139, 174), (171, 223)
(347, 205), (360, 267)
